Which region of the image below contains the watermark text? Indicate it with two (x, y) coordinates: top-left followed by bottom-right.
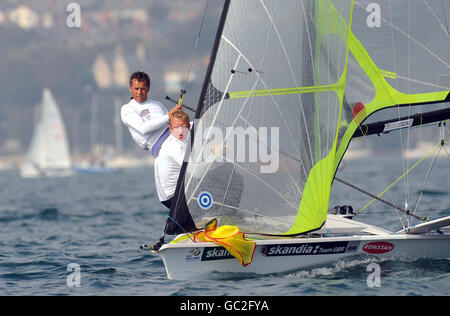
(66, 2), (81, 28)
(66, 263), (81, 288)
(366, 262), (381, 288)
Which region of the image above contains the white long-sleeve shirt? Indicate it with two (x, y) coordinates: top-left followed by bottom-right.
(121, 98), (169, 151)
(154, 134), (188, 202)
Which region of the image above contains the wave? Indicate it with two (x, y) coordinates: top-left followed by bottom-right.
(418, 189), (448, 196)
(38, 207), (60, 220)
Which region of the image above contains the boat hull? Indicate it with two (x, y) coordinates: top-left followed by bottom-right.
(158, 234), (450, 280)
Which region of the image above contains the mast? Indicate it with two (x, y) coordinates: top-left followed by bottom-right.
(194, 1), (231, 119)
(164, 0), (231, 235)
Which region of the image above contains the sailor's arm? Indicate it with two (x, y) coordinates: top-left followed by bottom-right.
(121, 108), (169, 135)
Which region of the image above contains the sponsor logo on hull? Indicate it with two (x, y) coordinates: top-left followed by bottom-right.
(201, 247), (235, 261)
(260, 241), (360, 257)
(185, 248), (202, 262)
(362, 241), (395, 254)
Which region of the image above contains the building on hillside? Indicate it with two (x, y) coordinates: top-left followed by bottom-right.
(113, 45), (130, 88)
(92, 45), (132, 90)
(0, 11), (5, 25)
(92, 54), (113, 89)
(9, 5), (39, 30)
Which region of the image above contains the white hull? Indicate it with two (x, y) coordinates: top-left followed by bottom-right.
(20, 166), (74, 178)
(158, 233), (450, 280)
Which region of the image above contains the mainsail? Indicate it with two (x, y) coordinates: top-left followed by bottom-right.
(165, 0), (450, 236)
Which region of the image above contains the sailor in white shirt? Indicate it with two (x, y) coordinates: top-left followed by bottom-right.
(121, 71), (180, 156)
(154, 110), (191, 208)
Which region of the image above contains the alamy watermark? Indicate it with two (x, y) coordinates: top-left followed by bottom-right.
(187, 121), (280, 174)
(366, 263), (381, 288)
(66, 263), (81, 288)
(366, 3), (381, 28)
(66, 2), (81, 28)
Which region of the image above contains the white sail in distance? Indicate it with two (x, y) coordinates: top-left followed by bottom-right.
(21, 88), (73, 178)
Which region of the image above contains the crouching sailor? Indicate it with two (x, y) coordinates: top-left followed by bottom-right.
(152, 109), (191, 250)
(154, 109), (191, 208)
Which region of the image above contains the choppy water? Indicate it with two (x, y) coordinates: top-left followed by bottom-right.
(0, 156), (449, 296)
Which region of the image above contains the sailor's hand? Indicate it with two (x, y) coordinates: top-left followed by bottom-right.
(169, 104), (182, 117)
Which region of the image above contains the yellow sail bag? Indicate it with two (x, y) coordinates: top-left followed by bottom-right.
(194, 219), (256, 266)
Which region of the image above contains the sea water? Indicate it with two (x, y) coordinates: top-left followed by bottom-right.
(0, 156), (448, 296)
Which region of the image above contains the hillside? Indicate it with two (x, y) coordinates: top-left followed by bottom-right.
(0, 0), (221, 155)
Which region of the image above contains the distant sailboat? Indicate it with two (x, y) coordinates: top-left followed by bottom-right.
(20, 88), (73, 178)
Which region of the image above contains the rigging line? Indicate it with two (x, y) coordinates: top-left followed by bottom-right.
(186, 50), (270, 202)
(222, 35), (306, 165)
(387, 0), (409, 227)
(236, 116), (303, 190)
(166, 215), (196, 243)
(405, 0), (412, 228)
(440, 0), (450, 37)
(228, 84), (342, 98)
(258, 0), (315, 165)
(233, 162), (299, 211)
(238, 7), (274, 136)
(384, 184), (406, 229)
(299, 0), (318, 137)
(191, 197), (267, 218)
(386, 0), (402, 142)
(356, 140), (442, 215)
(186, 74), (280, 207)
(394, 75), (450, 90)
(334, 176), (427, 221)
(217, 157), (237, 217)
(412, 144), (442, 215)
(443, 143), (450, 159)
(237, 114), (306, 191)
(334, 1), (355, 159)
(229, 117), (314, 198)
(186, 76), (276, 208)
(185, 55), (240, 199)
(193, 144), (300, 212)
(215, 3), (282, 219)
(182, 0), (210, 92)
(424, 0), (450, 37)
(357, 208), (450, 215)
(300, 0), (317, 93)
(299, 0), (323, 158)
(354, 2), (450, 68)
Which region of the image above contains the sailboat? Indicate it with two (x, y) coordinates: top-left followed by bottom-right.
(153, 0), (450, 280)
(20, 88), (73, 178)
